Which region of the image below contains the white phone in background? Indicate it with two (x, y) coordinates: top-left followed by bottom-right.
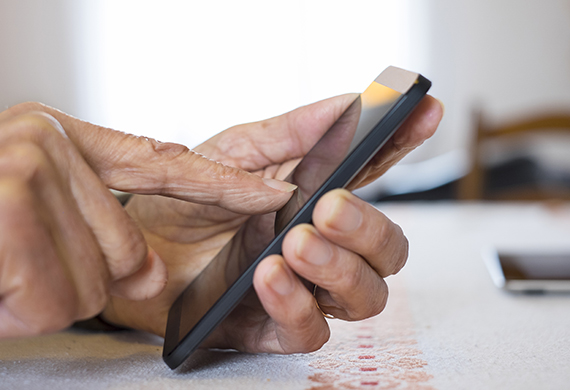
(483, 247), (570, 293)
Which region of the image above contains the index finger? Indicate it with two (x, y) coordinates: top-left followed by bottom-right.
(0, 103), (297, 215)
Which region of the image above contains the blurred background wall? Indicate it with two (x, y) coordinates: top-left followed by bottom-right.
(1, 0), (570, 198)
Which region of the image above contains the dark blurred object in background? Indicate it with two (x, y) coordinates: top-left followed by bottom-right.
(377, 111), (570, 202)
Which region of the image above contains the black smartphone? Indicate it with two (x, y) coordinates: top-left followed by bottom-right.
(163, 66), (431, 369)
(483, 247), (570, 293)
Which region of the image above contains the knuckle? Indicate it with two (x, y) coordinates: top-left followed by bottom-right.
(324, 244), (366, 292)
(369, 218), (408, 276)
(348, 279), (388, 322)
(7, 101), (45, 115)
(0, 143), (53, 183)
(73, 258), (110, 320)
(384, 224), (408, 276)
(38, 313), (75, 335)
(369, 215), (392, 254)
(104, 136), (192, 192)
(392, 234), (409, 275)
(0, 180), (37, 232)
(317, 257), (352, 292)
(339, 257), (365, 292)
(294, 323), (331, 353)
(279, 295), (331, 353)
(84, 254), (113, 316)
(148, 138), (190, 158)
(285, 308), (330, 353)
(20, 291), (78, 336)
(24, 319), (64, 336)
(300, 330), (330, 353)
(289, 302), (316, 331)
(345, 274), (388, 321)
(370, 280), (389, 316)
(9, 111), (67, 142)
(0, 177), (32, 210)
(35, 311), (76, 335)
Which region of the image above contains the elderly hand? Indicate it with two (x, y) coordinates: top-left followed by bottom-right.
(101, 94), (443, 353)
(0, 103), (295, 338)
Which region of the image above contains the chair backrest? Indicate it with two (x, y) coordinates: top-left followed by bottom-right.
(457, 110), (570, 200)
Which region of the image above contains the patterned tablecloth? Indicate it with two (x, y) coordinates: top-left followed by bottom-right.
(1, 202), (569, 389)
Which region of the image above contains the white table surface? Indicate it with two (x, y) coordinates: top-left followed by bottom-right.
(388, 202), (570, 390)
(1, 202), (569, 389)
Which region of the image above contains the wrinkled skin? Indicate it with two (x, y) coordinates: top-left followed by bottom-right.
(105, 94), (443, 353)
(0, 95), (443, 355)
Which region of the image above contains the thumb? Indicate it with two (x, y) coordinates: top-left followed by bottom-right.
(5, 103), (297, 214)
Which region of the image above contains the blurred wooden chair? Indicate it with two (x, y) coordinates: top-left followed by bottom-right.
(457, 110), (570, 200)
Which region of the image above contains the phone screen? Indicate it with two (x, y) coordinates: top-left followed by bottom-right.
(163, 66), (431, 369)
(499, 253), (570, 280)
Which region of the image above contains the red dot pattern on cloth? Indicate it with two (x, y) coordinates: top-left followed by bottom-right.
(307, 276), (434, 389)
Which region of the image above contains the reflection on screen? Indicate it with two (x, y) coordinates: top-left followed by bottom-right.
(172, 80), (403, 344)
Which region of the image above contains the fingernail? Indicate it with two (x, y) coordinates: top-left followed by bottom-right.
(326, 195), (362, 232)
(297, 230), (332, 265)
(262, 178), (298, 193)
(264, 261), (295, 295)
